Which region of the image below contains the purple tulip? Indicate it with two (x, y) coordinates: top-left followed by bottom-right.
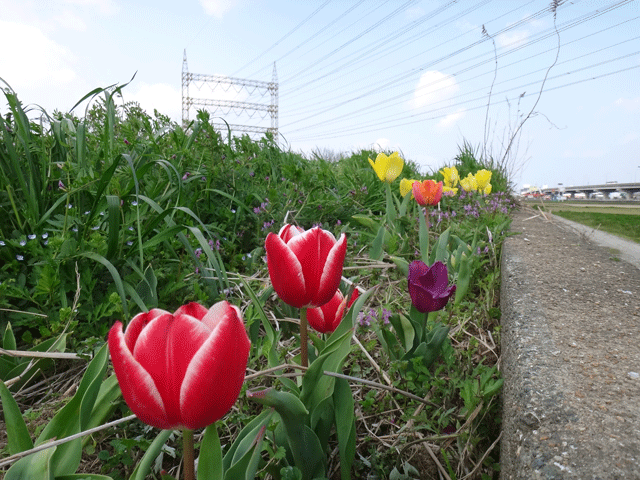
(408, 260), (456, 313)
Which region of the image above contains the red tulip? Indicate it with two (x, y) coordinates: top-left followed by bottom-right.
(307, 288), (360, 334)
(412, 180), (443, 206)
(265, 225), (347, 309)
(108, 301), (250, 430)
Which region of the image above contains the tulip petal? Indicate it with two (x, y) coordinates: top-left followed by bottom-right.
(124, 308), (170, 352)
(174, 302), (208, 320)
(133, 312), (211, 427)
(108, 322), (169, 429)
(316, 233), (347, 307)
(288, 228), (337, 305)
(180, 303), (250, 429)
(266, 232), (307, 308)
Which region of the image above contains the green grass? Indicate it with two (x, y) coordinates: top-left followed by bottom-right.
(550, 210), (640, 243)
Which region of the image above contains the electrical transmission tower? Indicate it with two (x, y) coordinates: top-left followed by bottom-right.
(181, 50), (278, 139)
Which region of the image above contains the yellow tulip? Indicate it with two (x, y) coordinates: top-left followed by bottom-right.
(443, 186), (458, 196)
(368, 151), (404, 183)
(439, 166), (459, 188)
(459, 173), (478, 192)
(483, 183), (492, 195)
(474, 169), (492, 190)
(400, 178), (417, 198)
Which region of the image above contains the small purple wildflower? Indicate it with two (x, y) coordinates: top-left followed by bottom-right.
(58, 180), (65, 189)
(194, 247), (203, 258)
(182, 172), (191, 180)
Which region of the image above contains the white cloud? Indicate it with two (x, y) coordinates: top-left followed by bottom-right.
(0, 21), (76, 89)
(614, 97), (640, 112)
(62, 0), (119, 16)
(53, 10), (87, 31)
(374, 138), (391, 150)
(128, 82), (182, 121)
(410, 71), (459, 110)
(437, 109), (465, 129)
(199, 0), (237, 18)
(497, 30), (529, 48)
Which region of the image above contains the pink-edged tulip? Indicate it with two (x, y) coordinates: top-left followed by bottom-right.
(307, 288), (360, 334)
(108, 301), (250, 430)
(265, 225), (347, 309)
(408, 260), (456, 313)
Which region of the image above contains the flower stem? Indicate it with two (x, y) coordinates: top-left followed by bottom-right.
(300, 307), (308, 367)
(419, 206), (430, 263)
(183, 429), (194, 480)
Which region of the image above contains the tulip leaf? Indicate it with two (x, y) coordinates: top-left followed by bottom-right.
(429, 227), (451, 265)
(454, 252), (473, 305)
(333, 377), (356, 480)
(198, 424), (223, 480)
(248, 389), (325, 480)
(223, 408), (273, 472)
(0, 379), (34, 455)
(388, 313), (415, 353)
(370, 223), (386, 261)
(223, 424), (267, 480)
(3, 443), (56, 480)
(388, 255), (409, 276)
(35, 343), (109, 477)
(83, 374), (121, 437)
(350, 214), (379, 232)
(129, 429), (173, 480)
(56, 475), (115, 479)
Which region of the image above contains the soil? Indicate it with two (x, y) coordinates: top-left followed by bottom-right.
(500, 206), (640, 479)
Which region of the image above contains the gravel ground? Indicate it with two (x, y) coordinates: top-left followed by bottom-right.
(500, 207), (640, 479)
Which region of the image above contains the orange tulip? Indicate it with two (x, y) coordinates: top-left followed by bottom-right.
(412, 180), (443, 206)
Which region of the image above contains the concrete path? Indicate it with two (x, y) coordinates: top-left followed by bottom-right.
(550, 214), (640, 270)
(500, 208), (640, 479)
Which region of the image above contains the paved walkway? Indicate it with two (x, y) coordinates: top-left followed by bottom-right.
(500, 207), (640, 479)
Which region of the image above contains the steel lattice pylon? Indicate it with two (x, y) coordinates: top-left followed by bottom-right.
(181, 50), (278, 139)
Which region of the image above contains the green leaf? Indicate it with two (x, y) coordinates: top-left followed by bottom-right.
(198, 424), (223, 480)
(129, 429), (173, 480)
(333, 378), (356, 480)
(223, 423), (267, 480)
(3, 322), (17, 350)
(35, 344), (109, 477)
(370, 224), (386, 261)
(388, 255), (409, 276)
(83, 374), (121, 437)
(248, 389), (325, 480)
(0, 379), (34, 455)
(57, 475), (115, 480)
(223, 409), (273, 472)
(418, 207), (429, 263)
(429, 227), (451, 265)
(105, 195), (121, 261)
(79, 252), (129, 317)
(4, 443), (56, 480)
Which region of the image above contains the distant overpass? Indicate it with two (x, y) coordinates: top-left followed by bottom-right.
(538, 182), (640, 198)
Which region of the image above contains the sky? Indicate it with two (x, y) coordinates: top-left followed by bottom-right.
(1, 0), (639, 191)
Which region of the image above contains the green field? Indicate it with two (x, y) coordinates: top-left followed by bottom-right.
(526, 200), (640, 243)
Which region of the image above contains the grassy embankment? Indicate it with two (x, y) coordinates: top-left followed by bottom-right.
(525, 200), (640, 243)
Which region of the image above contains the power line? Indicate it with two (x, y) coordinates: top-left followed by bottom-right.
(290, 59), (640, 142)
(280, 0), (417, 84)
(231, 0), (332, 77)
(280, 0), (631, 130)
(244, 0), (369, 79)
